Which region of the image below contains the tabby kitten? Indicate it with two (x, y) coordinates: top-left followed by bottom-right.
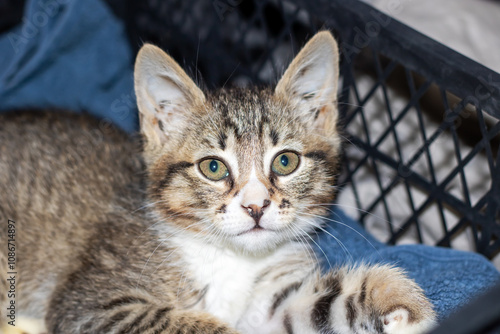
(0, 31), (436, 334)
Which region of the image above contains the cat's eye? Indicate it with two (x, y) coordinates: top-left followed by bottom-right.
(199, 159), (230, 181)
(272, 152), (300, 176)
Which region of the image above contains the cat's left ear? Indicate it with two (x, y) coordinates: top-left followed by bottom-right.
(134, 44), (206, 159)
(275, 31), (339, 134)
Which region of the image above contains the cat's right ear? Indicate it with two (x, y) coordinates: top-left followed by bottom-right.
(275, 31), (339, 136)
(134, 44), (205, 153)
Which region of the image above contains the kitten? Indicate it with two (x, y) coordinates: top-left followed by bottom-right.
(0, 31), (436, 333)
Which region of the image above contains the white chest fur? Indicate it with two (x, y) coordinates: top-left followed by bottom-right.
(171, 236), (289, 326)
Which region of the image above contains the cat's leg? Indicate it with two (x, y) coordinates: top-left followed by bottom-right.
(45, 289), (240, 334)
(44, 268), (241, 334)
(239, 264), (436, 334)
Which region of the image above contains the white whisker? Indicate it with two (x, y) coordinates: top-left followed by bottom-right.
(300, 202), (391, 227)
(298, 211), (381, 258)
(294, 223), (331, 269)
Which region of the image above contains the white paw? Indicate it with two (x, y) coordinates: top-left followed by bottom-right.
(382, 308), (435, 334)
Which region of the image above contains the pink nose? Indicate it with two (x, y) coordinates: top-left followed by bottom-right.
(241, 200), (270, 224)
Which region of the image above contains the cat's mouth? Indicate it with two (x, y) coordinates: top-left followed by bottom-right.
(237, 225), (267, 236)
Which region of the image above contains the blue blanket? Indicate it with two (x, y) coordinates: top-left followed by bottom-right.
(1, 0), (498, 322)
(316, 210), (499, 321)
(0, 0), (138, 132)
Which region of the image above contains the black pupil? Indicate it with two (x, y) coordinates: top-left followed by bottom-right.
(209, 160), (219, 173)
(280, 154), (289, 167)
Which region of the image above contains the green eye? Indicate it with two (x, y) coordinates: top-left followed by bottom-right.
(199, 159), (230, 181)
(272, 152), (300, 176)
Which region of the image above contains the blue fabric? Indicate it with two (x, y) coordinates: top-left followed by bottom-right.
(315, 209), (500, 321)
(0, 0), (138, 132)
(1, 0), (498, 324)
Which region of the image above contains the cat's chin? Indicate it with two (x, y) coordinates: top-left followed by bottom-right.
(226, 228), (289, 256)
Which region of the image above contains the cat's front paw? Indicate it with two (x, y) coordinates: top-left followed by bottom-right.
(359, 265), (436, 334)
(380, 305), (435, 334)
(314, 265), (436, 334)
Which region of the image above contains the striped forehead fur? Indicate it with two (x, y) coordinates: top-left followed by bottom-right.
(199, 87), (303, 147)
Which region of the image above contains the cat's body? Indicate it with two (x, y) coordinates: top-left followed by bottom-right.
(0, 32), (436, 333)
(0, 111), (146, 321)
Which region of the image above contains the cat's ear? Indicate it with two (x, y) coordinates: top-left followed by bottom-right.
(275, 31), (339, 134)
(134, 44), (205, 151)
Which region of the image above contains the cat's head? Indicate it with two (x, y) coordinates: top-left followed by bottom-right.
(134, 31), (341, 255)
